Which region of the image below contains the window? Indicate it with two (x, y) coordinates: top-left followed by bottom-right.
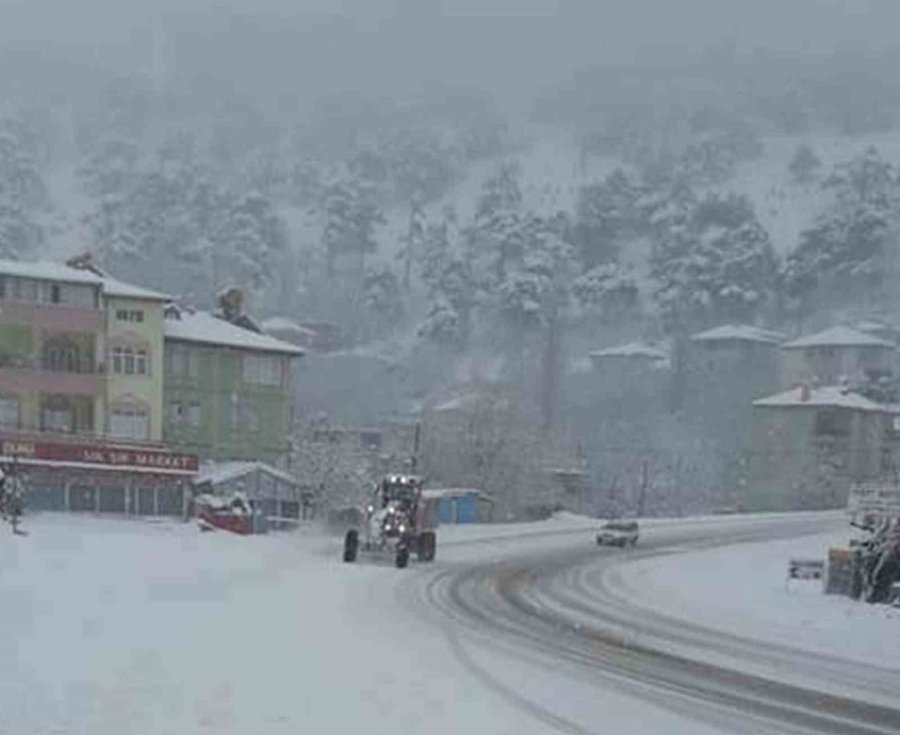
(243, 354), (282, 386)
(167, 400), (183, 423)
(168, 400), (201, 427)
(187, 403), (201, 426)
(170, 345), (198, 377)
(0, 394), (20, 429)
(13, 278), (37, 302)
(110, 403), (149, 440)
(41, 396), (73, 433)
(230, 394), (259, 431)
(112, 345), (149, 376)
(135, 349), (147, 375)
(50, 284), (60, 303)
(815, 409), (850, 437)
(115, 309), (144, 322)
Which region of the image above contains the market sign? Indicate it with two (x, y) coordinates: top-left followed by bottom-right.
(847, 482), (900, 518)
(0, 437), (198, 473)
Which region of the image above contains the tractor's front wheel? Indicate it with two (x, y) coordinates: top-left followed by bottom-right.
(343, 530), (359, 563)
(395, 545), (409, 569)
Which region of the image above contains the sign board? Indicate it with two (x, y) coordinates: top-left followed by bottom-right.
(0, 437), (198, 473)
(788, 559), (825, 580)
(846, 482), (900, 519)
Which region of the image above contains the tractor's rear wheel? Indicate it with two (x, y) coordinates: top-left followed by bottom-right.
(417, 531), (436, 562)
(343, 530), (359, 563)
(395, 545), (409, 569)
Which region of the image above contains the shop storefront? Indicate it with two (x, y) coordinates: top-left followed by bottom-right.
(0, 435), (198, 516)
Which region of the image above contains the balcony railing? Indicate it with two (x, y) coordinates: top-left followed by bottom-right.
(0, 354), (103, 375)
(39, 357), (102, 375)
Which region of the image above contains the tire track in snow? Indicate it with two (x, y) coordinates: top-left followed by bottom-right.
(399, 516), (900, 735)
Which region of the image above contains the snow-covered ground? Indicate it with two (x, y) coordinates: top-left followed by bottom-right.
(1, 513), (740, 735)
(607, 530), (900, 671)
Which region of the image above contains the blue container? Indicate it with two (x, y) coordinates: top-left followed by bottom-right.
(455, 493), (478, 524)
(436, 497), (454, 524)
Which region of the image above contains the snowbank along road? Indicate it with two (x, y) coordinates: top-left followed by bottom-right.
(404, 513), (900, 735)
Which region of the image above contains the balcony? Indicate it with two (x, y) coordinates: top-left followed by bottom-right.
(0, 355), (105, 396)
(0, 300), (104, 332)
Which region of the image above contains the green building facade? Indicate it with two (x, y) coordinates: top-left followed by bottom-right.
(162, 308), (303, 466)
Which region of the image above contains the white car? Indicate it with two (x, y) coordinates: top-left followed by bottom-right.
(596, 520), (639, 547)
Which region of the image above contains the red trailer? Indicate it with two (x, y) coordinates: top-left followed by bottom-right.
(195, 493), (257, 535)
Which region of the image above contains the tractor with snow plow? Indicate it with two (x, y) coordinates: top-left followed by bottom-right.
(342, 474), (437, 568)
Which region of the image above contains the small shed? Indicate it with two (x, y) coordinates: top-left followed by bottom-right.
(423, 488), (494, 524)
(192, 461), (312, 528)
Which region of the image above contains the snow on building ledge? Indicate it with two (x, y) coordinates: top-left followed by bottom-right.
(781, 326), (894, 350)
(690, 324), (785, 344)
(752, 385), (885, 412)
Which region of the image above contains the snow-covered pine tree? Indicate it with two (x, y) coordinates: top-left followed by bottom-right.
(320, 173), (384, 280)
(650, 192), (778, 328)
(220, 190), (288, 299)
(418, 208), (475, 349)
(573, 168), (641, 268)
(0, 118), (49, 259)
(474, 160), (522, 222)
(785, 146), (898, 313)
(361, 265), (405, 340)
(787, 143), (822, 187)
(398, 200), (426, 289)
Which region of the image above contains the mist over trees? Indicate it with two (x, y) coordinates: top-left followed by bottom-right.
(5, 2), (900, 516)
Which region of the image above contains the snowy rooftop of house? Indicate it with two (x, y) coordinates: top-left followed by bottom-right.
(164, 309), (304, 356)
(781, 325), (894, 350)
(690, 324), (785, 344)
(0, 259), (171, 301)
(100, 276), (170, 301)
(261, 316), (317, 336)
(193, 461), (298, 487)
(0, 259), (103, 285)
(752, 385), (884, 412)
(589, 342), (668, 360)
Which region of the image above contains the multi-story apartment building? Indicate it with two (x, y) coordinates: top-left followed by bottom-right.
(0, 261), (171, 438)
(162, 305), (304, 466)
(0, 259), (196, 515)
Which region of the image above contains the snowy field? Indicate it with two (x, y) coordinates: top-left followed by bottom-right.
(607, 530), (900, 671)
(1, 513), (740, 735)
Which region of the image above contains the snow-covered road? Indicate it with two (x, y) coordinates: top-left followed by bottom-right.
(2, 511), (896, 734)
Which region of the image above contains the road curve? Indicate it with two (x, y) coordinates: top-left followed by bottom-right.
(402, 514), (900, 735)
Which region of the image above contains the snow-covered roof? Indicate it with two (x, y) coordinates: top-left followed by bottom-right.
(0, 259), (102, 285)
(101, 276), (170, 301)
(164, 310), (304, 356)
(753, 386), (884, 412)
(590, 342), (668, 360)
(0, 259), (171, 301)
(193, 461), (298, 487)
(690, 324), (785, 344)
(782, 326), (893, 350)
(261, 316), (316, 336)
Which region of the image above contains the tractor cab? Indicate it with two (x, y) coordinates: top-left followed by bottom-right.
(377, 474), (422, 512)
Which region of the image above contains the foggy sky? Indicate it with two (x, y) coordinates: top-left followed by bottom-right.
(2, 0), (900, 106)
